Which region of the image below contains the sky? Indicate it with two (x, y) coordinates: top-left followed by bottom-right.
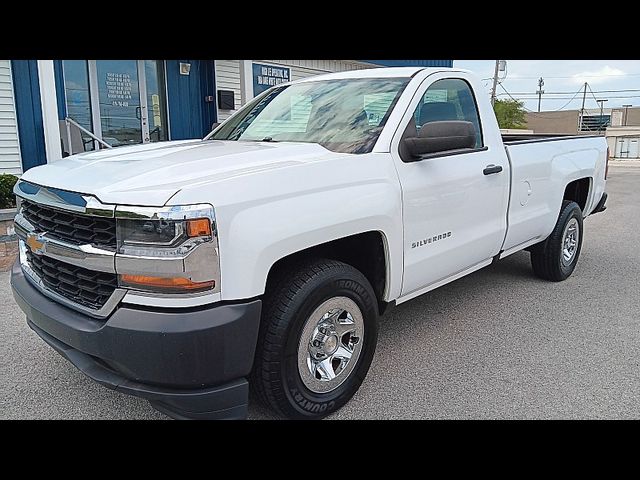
(453, 60), (640, 113)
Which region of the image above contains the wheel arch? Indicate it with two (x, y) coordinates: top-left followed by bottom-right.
(563, 177), (592, 214)
(263, 230), (392, 314)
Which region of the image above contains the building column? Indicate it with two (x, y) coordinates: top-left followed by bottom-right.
(37, 60), (62, 163)
(239, 60), (254, 105)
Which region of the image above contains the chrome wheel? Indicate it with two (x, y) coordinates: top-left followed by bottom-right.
(297, 296), (364, 393)
(561, 217), (580, 267)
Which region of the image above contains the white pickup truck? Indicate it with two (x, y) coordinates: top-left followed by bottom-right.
(11, 67), (608, 419)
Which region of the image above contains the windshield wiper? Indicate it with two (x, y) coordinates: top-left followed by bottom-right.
(261, 137), (278, 142)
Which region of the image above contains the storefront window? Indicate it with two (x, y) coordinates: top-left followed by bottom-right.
(61, 60), (169, 152)
(96, 60), (142, 146)
(62, 60), (95, 151)
(145, 60), (168, 142)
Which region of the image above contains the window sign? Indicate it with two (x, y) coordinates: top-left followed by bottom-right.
(96, 60), (141, 146)
(252, 63), (291, 97)
(105, 71), (133, 107)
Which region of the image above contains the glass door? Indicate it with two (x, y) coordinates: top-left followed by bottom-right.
(93, 60), (144, 146)
(62, 60), (168, 149)
(144, 60), (169, 142)
(62, 60), (169, 150)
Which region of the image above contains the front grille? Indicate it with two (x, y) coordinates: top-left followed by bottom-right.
(22, 200), (117, 248)
(26, 250), (118, 310)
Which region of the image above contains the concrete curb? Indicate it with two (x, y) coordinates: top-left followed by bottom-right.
(0, 208), (17, 222)
(609, 161), (640, 168)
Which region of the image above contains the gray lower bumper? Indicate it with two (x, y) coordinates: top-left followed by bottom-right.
(11, 259), (262, 419)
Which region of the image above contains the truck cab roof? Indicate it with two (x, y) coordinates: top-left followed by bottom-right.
(293, 67), (472, 83)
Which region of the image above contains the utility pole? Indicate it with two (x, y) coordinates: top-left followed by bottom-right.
(578, 82), (588, 132)
(490, 60), (500, 106)
(622, 104), (632, 126)
(536, 77), (545, 112)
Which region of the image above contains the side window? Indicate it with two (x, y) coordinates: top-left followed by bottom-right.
(413, 78), (483, 148)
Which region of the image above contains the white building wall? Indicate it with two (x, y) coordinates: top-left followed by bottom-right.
(37, 60), (62, 163)
(0, 60), (22, 175)
(606, 126), (640, 160)
(214, 60), (242, 122)
(215, 60), (378, 122)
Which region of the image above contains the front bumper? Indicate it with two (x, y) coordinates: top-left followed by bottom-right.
(11, 260), (261, 419)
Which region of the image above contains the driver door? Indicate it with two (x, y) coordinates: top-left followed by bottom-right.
(394, 75), (510, 297)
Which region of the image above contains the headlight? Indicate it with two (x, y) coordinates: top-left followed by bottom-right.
(117, 217), (209, 255)
(118, 218), (186, 248)
(115, 204), (220, 294)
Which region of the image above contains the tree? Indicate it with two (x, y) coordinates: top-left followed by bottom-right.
(493, 99), (528, 129)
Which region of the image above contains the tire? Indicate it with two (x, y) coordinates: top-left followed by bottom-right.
(251, 258), (379, 419)
(530, 200), (584, 281)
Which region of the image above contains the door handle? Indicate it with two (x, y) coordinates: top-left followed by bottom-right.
(483, 164), (503, 175)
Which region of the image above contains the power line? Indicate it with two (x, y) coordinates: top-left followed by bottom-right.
(498, 83), (587, 113)
(508, 72), (640, 80)
(588, 89), (640, 93)
(498, 83), (529, 106)
(549, 87), (584, 111)
(498, 84), (557, 116)
(497, 94), (640, 100)
(498, 88), (640, 95)
(587, 83), (601, 107)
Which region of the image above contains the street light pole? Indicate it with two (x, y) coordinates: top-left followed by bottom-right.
(622, 104), (632, 126)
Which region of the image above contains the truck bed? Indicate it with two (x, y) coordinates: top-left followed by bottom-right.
(502, 133), (603, 144)
(500, 134), (608, 255)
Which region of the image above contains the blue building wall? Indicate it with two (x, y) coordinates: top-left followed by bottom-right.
(165, 60), (217, 140)
(11, 60), (47, 172)
(52, 60), (67, 120)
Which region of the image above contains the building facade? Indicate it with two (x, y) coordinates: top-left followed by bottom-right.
(524, 106), (640, 160)
(524, 106), (640, 135)
(0, 59), (452, 175)
(606, 127), (640, 160)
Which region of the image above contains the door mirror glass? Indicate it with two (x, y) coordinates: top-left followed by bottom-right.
(403, 120), (476, 160)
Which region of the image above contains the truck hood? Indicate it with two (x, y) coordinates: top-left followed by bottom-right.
(21, 140), (335, 206)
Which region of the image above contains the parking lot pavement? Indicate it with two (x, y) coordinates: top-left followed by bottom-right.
(1, 165), (639, 420)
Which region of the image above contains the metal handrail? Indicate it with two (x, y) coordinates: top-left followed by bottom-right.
(64, 117), (113, 153)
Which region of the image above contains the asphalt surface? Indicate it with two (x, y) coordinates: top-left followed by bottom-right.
(2, 164), (639, 420)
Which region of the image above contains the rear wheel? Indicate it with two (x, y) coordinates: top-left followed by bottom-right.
(252, 259), (379, 419)
(530, 200), (583, 281)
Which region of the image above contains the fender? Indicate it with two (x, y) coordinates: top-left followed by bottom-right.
(168, 151), (405, 301)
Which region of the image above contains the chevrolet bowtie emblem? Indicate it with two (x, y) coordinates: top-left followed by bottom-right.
(26, 234), (45, 254)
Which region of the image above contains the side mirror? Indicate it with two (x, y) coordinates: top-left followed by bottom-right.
(403, 120), (476, 160)
(211, 122), (220, 131)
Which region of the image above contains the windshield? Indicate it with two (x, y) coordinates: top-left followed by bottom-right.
(210, 77), (410, 154)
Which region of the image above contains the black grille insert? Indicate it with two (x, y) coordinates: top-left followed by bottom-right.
(26, 250), (118, 310)
(22, 200), (116, 248)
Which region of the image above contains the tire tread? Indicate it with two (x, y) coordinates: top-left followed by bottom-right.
(530, 200), (582, 281)
(252, 258), (368, 418)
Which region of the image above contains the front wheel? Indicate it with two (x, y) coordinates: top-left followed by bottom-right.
(251, 259), (379, 419)
(530, 200), (584, 281)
